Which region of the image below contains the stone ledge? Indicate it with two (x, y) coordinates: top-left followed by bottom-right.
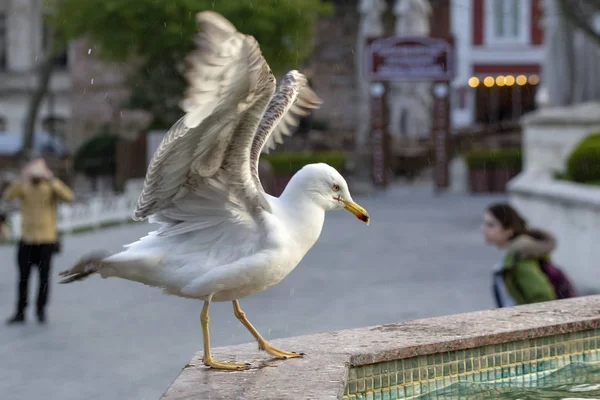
(161, 296), (600, 400)
(521, 102), (600, 127)
(508, 173), (600, 210)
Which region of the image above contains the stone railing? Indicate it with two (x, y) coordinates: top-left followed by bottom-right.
(507, 101), (600, 295)
(6, 179), (145, 240)
(160, 296), (600, 399)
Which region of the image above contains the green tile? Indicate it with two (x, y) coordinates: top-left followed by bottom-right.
(516, 351), (522, 363)
(472, 358), (480, 370)
(411, 358), (418, 369)
(374, 364), (381, 375)
(501, 353), (509, 365)
(404, 371), (411, 383)
(358, 379), (366, 392)
(443, 365), (450, 376)
(381, 374), (389, 388)
(494, 355), (501, 366)
(502, 343), (508, 352)
(374, 391), (382, 400)
(466, 359), (473, 372)
(390, 372), (397, 386)
(443, 353), (450, 363)
(516, 364), (523, 376)
(480, 347), (487, 356)
(465, 349), (472, 359)
(357, 367), (365, 379)
(435, 354), (442, 364)
(428, 367), (435, 379)
(349, 381), (358, 394)
(435, 366), (442, 376)
(495, 344), (502, 353)
(458, 362), (465, 374)
(366, 365), (373, 377)
(450, 362), (458, 375)
(480, 357), (487, 369)
(374, 376), (381, 389)
(427, 354), (435, 366)
(450, 352), (457, 361)
(366, 377), (374, 391)
(458, 351), (465, 361)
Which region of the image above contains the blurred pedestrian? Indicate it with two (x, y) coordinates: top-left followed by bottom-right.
(481, 202), (558, 307)
(3, 159), (73, 324)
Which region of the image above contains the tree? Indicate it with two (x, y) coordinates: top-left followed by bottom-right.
(557, 0), (600, 46)
(47, 0), (332, 130)
(20, 18), (68, 161)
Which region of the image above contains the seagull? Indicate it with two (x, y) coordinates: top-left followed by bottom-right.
(58, 11), (370, 371)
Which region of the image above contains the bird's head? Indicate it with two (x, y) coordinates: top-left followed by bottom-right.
(288, 163), (370, 224)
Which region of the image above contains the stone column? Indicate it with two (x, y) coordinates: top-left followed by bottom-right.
(355, 0), (386, 158)
(388, 0), (432, 144)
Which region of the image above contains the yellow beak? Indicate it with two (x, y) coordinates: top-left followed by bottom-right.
(336, 197), (370, 225)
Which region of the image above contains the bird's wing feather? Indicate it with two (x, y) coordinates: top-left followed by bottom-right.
(132, 11), (277, 241)
(250, 71), (322, 191)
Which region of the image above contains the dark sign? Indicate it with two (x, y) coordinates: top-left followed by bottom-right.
(364, 37), (454, 81)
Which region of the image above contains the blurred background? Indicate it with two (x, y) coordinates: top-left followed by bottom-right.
(1, 0), (599, 399)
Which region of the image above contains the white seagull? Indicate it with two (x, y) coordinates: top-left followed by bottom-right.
(58, 11), (370, 371)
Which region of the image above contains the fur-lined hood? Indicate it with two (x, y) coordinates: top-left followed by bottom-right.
(507, 228), (556, 259)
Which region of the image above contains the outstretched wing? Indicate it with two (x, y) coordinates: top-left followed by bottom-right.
(249, 71), (323, 191)
(132, 11), (276, 230)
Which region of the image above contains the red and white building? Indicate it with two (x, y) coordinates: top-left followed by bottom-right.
(450, 0), (544, 129)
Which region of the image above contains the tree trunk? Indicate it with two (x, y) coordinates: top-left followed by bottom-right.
(21, 53), (59, 162)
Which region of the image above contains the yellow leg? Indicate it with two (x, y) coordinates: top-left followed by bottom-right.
(232, 300), (304, 360)
(201, 300), (250, 370)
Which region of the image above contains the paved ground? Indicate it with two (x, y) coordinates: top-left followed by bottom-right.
(0, 183), (506, 400)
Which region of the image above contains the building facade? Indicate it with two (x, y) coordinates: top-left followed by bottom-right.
(450, 0), (544, 128)
(0, 0), (70, 146)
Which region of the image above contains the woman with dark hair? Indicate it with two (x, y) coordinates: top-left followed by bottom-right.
(481, 202), (557, 307)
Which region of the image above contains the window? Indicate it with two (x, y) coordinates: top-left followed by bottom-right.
(494, 0), (520, 38)
(0, 13), (6, 69)
(0, 116), (6, 134)
(42, 116), (67, 139)
(486, 0), (530, 44)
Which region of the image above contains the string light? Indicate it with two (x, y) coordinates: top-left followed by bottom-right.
(468, 77), (480, 88)
(528, 75), (540, 85)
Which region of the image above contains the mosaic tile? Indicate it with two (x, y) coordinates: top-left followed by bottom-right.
(344, 328), (600, 400)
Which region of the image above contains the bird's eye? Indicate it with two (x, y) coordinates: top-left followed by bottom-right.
(333, 184), (340, 192)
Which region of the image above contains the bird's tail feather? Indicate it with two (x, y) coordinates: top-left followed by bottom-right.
(58, 251), (110, 284)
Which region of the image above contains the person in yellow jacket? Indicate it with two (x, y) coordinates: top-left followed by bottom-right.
(3, 159), (73, 324)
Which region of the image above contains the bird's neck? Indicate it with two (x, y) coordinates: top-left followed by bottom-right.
(278, 187), (325, 251)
